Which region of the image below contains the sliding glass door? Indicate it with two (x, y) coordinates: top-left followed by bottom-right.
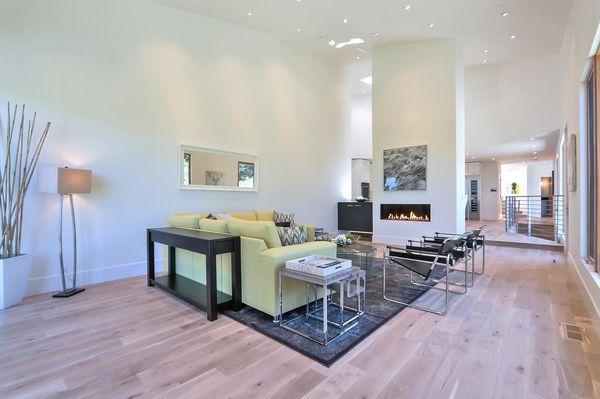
(586, 55), (599, 271)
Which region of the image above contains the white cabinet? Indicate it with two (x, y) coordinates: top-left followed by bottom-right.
(465, 162), (481, 176)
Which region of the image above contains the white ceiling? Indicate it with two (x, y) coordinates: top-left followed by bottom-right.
(151, 0), (573, 66)
(466, 129), (560, 163)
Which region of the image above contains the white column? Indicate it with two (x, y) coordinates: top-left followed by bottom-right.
(372, 39), (466, 245)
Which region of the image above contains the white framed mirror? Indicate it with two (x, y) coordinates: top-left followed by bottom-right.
(179, 145), (259, 191)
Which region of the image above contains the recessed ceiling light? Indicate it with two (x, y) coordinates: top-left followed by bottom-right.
(343, 18), (348, 24)
(361, 76), (372, 85)
(483, 59), (488, 64)
(429, 23), (435, 28)
(533, 151), (538, 154)
(356, 56), (360, 60)
(530, 137), (535, 141)
(405, 5), (411, 10)
(296, 28), (301, 32)
(484, 49), (489, 53)
(502, 11), (509, 17)
(492, 158), (496, 161)
(334, 37), (365, 48)
(510, 34), (517, 40)
(471, 156), (476, 159)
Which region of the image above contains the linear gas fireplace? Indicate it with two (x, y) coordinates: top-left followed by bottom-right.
(380, 204), (431, 222)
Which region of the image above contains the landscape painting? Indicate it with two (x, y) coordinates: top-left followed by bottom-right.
(383, 145), (427, 191)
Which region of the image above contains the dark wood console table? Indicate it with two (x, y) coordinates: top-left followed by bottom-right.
(146, 227), (241, 321)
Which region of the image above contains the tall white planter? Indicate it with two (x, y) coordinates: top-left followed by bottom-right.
(0, 254), (32, 309)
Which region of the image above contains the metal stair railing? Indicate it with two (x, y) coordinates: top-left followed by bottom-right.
(504, 195), (564, 243)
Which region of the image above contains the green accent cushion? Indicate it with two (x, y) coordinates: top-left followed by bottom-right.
(228, 211), (257, 221)
(198, 219), (229, 234)
(227, 219), (282, 248)
(254, 210), (275, 222)
(167, 214), (207, 229)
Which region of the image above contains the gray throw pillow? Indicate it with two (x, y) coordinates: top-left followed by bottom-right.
(276, 225), (306, 246)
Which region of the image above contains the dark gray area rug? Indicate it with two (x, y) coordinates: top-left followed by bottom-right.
(224, 256), (453, 366)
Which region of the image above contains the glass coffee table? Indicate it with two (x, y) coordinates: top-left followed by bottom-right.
(336, 242), (377, 272)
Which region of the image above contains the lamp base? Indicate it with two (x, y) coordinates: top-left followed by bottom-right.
(53, 287), (85, 298)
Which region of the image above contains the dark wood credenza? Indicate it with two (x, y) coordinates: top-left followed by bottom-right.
(146, 227), (241, 321)
(337, 202), (373, 233)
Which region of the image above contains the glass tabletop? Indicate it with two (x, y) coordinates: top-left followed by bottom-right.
(336, 242), (377, 255)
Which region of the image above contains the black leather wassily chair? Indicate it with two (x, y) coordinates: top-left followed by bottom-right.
(383, 237), (464, 315)
(424, 225), (487, 277)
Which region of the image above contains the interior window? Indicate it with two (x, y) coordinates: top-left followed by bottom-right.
(183, 152), (191, 186)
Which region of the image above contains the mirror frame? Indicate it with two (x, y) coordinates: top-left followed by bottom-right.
(178, 144), (259, 192)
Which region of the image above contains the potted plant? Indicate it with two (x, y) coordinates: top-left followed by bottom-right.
(511, 182), (519, 195)
(0, 103), (50, 309)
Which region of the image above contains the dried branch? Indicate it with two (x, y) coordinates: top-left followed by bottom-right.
(0, 103), (50, 258)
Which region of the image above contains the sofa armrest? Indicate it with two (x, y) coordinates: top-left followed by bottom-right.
(257, 241), (336, 315)
(260, 241), (335, 264)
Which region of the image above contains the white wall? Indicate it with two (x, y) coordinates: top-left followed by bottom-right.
(0, 0), (351, 295)
(560, 0), (600, 317)
(372, 40), (465, 244)
(466, 54), (563, 153)
(479, 161), (500, 220)
(350, 95), (373, 159)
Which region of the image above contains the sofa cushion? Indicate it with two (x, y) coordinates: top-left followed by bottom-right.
(276, 225), (306, 246)
(228, 211), (257, 221)
(198, 219), (229, 234)
(167, 214), (207, 229)
(227, 219), (282, 248)
(254, 210), (274, 222)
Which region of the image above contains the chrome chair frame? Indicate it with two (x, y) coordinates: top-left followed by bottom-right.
(383, 237), (462, 315)
(406, 235), (470, 292)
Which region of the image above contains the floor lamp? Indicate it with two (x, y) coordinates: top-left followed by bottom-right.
(39, 166), (92, 298)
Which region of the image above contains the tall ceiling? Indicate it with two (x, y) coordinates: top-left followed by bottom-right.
(151, 0), (573, 66)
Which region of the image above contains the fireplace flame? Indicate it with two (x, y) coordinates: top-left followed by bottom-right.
(387, 211), (430, 222)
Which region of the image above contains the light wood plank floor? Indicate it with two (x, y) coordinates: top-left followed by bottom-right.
(1, 247), (599, 398)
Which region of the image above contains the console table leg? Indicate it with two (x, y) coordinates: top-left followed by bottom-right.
(147, 230), (154, 287)
(232, 236), (242, 311)
(206, 250), (218, 321)
(168, 246), (176, 276)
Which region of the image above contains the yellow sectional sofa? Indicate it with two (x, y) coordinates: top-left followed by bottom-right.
(165, 210), (336, 317)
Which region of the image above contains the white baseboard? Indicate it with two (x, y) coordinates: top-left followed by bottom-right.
(567, 251), (600, 320)
(26, 259), (163, 296)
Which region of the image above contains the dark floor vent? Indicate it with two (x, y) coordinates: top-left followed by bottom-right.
(559, 322), (587, 343)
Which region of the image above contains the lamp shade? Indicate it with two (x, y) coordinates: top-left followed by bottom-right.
(38, 166), (92, 194)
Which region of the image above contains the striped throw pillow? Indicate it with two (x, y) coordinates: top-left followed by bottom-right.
(276, 225), (306, 246)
